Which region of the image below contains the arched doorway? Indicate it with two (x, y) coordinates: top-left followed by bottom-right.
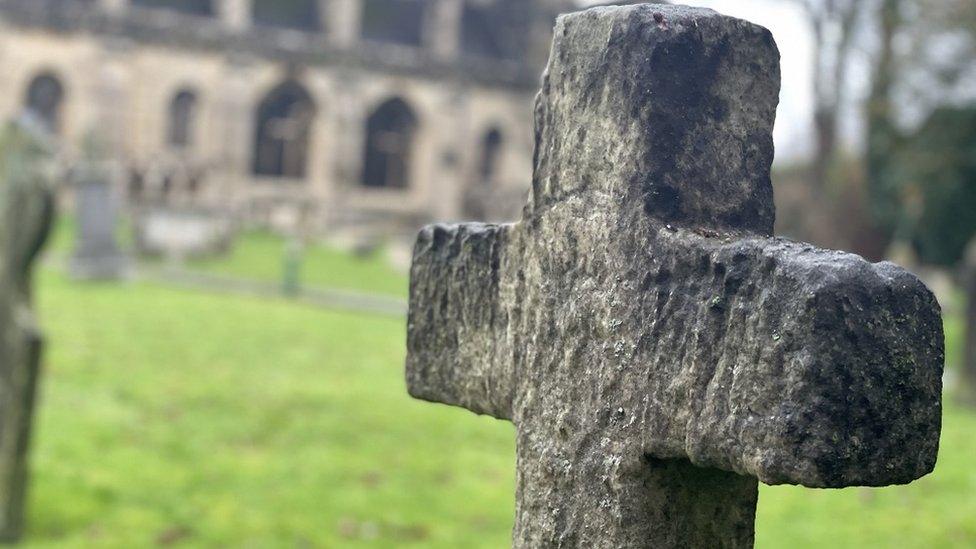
(252, 81), (315, 179)
(24, 72), (65, 136)
(361, 98), (418, 189)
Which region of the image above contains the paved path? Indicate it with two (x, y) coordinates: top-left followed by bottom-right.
(144, 266), (407, 317)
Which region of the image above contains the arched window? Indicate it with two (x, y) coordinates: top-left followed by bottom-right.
(252, 81), (315, 179)
(168, 89), (198, 148)
(478, 128), (503, 185)
(131, 0), (213, 15)
(24, 72), (65, 136)
(252, 0), (320, 31)
(362, 98), (418, 189)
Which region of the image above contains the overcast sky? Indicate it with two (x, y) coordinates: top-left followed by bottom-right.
(580, 1), (816, 162)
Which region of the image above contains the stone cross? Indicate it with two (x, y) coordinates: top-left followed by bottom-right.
(0, 120), (55, 542)
(406, 6), (944, 548)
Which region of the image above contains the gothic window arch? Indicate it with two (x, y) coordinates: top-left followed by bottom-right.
(167, 88), (198, 148)
(252, 80), (316, 179)
(24, 72), (65, 136)
(362, 98), (418, 189)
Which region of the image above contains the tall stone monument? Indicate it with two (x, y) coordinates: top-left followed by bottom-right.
(406, 6), (944, 548)
(0, 119), (55, 542)
(70, 133), (128, 280)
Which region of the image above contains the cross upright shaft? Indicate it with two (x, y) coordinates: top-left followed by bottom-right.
(407, 5), (943, 548)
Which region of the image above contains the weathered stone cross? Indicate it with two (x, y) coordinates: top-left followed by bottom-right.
(407, 5), (944, 548)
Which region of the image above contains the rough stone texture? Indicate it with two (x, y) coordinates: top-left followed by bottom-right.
(406, 5), (944, 548)
(0, 122), (55, 542)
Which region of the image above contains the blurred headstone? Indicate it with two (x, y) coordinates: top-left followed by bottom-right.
(69, 134), (128, 280)
(282, 238), (303, 297)
(0, 118), (55, 542)
(405, 6), (945, 547)
(134, 207), (234, 260)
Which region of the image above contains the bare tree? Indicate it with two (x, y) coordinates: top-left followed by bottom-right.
(865, 0), (976, 242)
(864, 0), (902, 235)
(798, 0), (863, 192)
(902, 0), (976, 113)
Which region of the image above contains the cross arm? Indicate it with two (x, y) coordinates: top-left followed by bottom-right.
(406, 223), (517, 420)
(621, 231), (944, 489)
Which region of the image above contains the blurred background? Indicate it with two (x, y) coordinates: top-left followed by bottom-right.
(0, 0), (973, 546)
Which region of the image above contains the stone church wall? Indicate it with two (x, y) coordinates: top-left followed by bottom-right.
(0, 0), (554, 239)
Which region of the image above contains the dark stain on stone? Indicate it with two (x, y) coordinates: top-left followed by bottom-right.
(637, 28), (731, 229)
(643, 182), (683, 219)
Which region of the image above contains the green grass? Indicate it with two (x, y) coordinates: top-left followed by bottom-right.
(757, 404), (976, 548)
(48, 217), (408, 297)
(28, 270), (510, 548)
(47, 215), (74, 255)
(22, 260), (976, 547)
(188, 232), (408, 298)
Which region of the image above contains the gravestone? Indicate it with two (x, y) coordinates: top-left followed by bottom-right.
(282, 238), (304, 297)
(70, 136), (128, 280)
(0, 120), (55, 542)
(406, 6), (944, 548)
(133, 207), (234, 260)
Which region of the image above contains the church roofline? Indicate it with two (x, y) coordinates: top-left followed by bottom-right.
(0, 0), (543, 92)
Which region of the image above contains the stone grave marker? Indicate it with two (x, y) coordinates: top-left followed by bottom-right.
(70, 134), (128, 280)
(133, 207), (234, 260)
(406, 6), (944, 548)
(0, 120), (55, 542)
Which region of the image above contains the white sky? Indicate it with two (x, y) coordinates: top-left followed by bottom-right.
(581, 1), (816, 163)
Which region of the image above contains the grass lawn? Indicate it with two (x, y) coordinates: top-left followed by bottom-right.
(48, 215), (75, 255)
(49, 217), (409, 298)
(22, 261), (976, 547)
(29, 270), (510, 548)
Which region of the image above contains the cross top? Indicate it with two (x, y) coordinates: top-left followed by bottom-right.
(530, 5), (778, 236)
(407, 6), (943, 548)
